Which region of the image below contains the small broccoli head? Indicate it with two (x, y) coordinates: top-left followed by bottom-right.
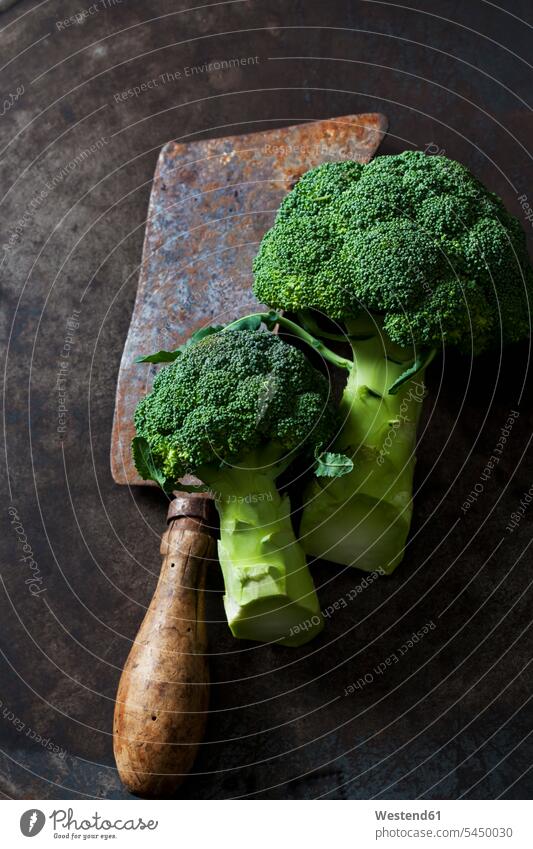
(253, 151), (532, 354)
(133, 329), (336, 486)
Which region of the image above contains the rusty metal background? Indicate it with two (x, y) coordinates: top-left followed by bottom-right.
(110, 113), (387, 485)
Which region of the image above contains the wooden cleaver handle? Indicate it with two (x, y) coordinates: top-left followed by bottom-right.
(113, 494), (217, 797)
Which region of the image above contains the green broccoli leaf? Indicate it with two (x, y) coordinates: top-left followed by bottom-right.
(388, 348), (437, 395)
(135, 324), (225, 363)
(224, 311), (282, 334)
(132, 436), (173, 492)
(187, 324), (225, 344)
(135, 350), (181, 364)
(225, 314), (263, 332)
(315, 451), (354, 478)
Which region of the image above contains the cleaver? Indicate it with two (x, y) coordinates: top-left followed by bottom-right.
(111, 113), (387, 796)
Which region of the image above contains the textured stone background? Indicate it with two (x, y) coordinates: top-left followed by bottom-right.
(0, 0), (531, 799)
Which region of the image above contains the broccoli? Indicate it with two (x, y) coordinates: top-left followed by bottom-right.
(252, 151), (533, 572)
(132, 328), (337, 646)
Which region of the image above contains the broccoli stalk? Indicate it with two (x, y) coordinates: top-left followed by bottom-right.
(225, 311), (430, 571)
(133, 328), (338, 646)
(205, 449), (321, 645)
(299, 316), (430, 571)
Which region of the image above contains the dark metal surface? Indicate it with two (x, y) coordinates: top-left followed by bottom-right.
(111, 113), (386, 485)
(1, 0), (532, 801)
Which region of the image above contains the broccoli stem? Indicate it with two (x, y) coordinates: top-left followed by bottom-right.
(300, 320), (427, 573)
(206, 457), (323, 646)
(224, 312), (353, 371)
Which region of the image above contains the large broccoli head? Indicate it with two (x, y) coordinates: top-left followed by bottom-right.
(253, 151), (532, 354)
(133, 328), (336, 486)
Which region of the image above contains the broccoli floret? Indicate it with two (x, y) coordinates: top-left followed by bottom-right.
(133, 328), (337, 645)
(254, 150), (531, 354)
(252, 152), (533, 572)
